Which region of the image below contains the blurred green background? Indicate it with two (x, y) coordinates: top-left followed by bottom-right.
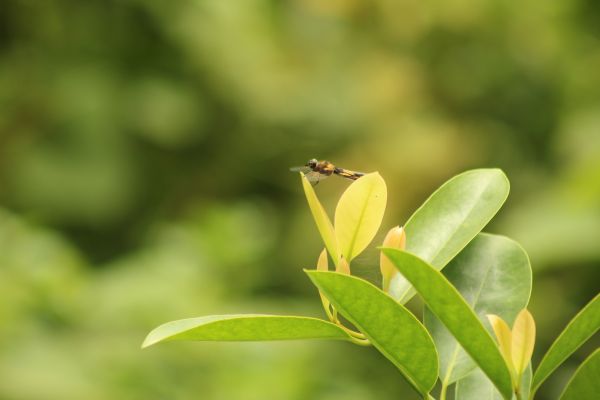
(0, 1), (599, 399)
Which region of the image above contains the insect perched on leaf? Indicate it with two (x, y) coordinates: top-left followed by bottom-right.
(290, 158), (365, 185)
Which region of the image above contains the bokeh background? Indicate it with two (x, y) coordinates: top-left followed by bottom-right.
(1, 1), (599, 399)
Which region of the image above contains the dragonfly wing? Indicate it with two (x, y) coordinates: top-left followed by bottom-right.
(305, 171), (328, 185)
(289, 166), (311, 173)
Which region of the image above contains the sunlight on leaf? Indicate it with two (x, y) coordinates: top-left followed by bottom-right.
(488, 314), (515, 379)
(300, 172), (340, 267)
(511, 309), (535, 378)
(142, 315), (353, 348)
(334, 172), (387, 262)
(316, 248), (332, 319)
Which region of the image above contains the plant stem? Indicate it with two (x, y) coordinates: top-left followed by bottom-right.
(439, 346), (459, 400)
(439, 382), (448, 400)
(348, 336), (371, 346)
(320, 298), (334, 321)
(515, 388), (523, 400)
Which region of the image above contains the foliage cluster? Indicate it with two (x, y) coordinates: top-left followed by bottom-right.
(145, 170), (599, 399)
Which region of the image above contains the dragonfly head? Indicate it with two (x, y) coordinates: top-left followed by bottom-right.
(306, 158), (318, 169)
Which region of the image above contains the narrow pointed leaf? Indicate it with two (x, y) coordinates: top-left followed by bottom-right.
(305, 270), (438, 395)
(424, 234), (532, 384)
(456, 364), (531, 400)
(382, 249), (513, 400)
(334, 172), (387, 262)
(316, 248), (332, 317)
(142, 315), (353, 348)
(531, 294), (600, 396)
(488, 315), (514, 373)
(392, 169), (510, 303)
(559, 349), (600, 400)
(511, 309), (536, 377)
(301, 172), (340, 267)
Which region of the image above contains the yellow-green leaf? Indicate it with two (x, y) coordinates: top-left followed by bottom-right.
(488, 314), (514, 375)
(142, 315), (353, 348)
(300, 172), (340, 267)
(380, 226), (406, 292)
(316, 248), (332, 318)
(336, 256), (350, 274)
(334, 172), (387, 262)
(317, 248), (328, 272)
(511, 309), (535, 377)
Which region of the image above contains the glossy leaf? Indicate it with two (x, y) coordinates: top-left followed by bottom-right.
(392, 169), (510, 302)
(382, 249), (513, 400)
(559, 349), (600, 400)
(142, 315), (353, 348)
(334, 172), (387, 262)
(300, 172), (340, 267)
(423, 234), (531, 384)
(305, 270), (438, 396)
(456, 364), (532, 400)
(531, 294), (600, 396)
(511, 309), (536, 377)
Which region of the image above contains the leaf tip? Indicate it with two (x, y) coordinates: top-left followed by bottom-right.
(141, 333), (158, 349)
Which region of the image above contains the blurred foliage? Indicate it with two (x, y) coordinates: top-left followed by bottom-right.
(0, 0), (598, 399)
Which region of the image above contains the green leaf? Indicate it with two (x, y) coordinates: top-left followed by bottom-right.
(334, 172), (387, 262)
(142, 315), (353, 348)
(392, 169), (509, 303)
(305, 270), (438, 395)
(559, 349), (600, 400)
(300, 172), (340, 267)
(382, 249), (513, 400)
(531, 293), (600, 397)
(424, 234), (532, 384)
(455, 364), (532, 400)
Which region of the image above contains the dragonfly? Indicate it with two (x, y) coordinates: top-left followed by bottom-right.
(290, 158), (365, 185)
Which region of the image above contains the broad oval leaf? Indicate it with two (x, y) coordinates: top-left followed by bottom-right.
(305, 270), (438, 396)
(559, 348), (600, 400)
(531, 293), (600, 396)
(382, 249), (513, 400)
(455, 365), (531, 400)
(392, 169), (509, 303)
(301, 172), (340, 267)
(424, 234), (531, 384)
(142, 314), (353, 348)
(334, 172), (387, 262)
